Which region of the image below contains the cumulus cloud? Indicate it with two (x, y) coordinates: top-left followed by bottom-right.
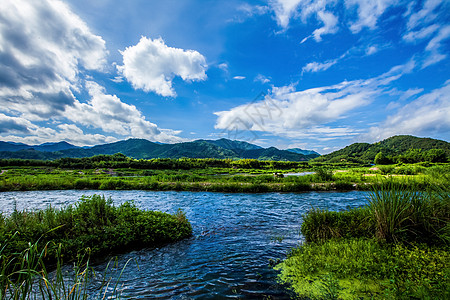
(366, 80), (450, 141)
(215, 80), (375, 140)
(215, 60), (416, 140)
(233, 76), (246, 80)
(0, 0), (186, 145)
(0, 0), (107, 120)
(117, 37), (207, 97)
(64, 81), (183, 143)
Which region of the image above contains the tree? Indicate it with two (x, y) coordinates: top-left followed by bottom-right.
(374, 152), (392, 165)
(424, 149), (447, 163)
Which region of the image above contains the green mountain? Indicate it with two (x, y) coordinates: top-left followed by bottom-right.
(0, 138), (317, 161)
(286, 148), (320, 156)
(314, 135), (450, 163)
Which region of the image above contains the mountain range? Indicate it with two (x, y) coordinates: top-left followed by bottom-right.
(0, 138), (320, 161)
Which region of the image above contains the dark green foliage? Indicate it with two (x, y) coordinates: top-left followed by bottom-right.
(316, 135), (450, 164)
(374, 151), (393, 165)
(0, 195), (192, 263)
(314, 168), (333, 181)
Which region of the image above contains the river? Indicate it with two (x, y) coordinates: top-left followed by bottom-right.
(0, 190), (368, 299)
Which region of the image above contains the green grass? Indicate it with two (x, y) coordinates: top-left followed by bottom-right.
(276, 182), (450, 299)
(275, 239), (450, 299)
(1, 163), (448, 193)
(0, 236), (134, 300)
(0, 195), (192, 263)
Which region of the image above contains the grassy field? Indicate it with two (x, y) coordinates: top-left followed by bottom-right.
(0, 160), (448, 192)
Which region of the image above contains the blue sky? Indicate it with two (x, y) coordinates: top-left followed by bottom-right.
(0, 0), (449, 153)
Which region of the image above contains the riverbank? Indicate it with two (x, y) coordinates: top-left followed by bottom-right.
(275, 183), (450, 299)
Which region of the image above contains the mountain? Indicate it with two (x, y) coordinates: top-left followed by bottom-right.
(0, 138), (316, 161)
(35, 142), (78, 152)
(0, 141), (78, 152)
(314, 135), (450, 163)
(286, 148), (320, 156)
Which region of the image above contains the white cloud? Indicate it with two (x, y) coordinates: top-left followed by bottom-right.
(302, 59), (338, 73)
(422, 25), (450, 68)
(405, 0), (442, 30)
(312, 10), (339, 41)
(0, 114), (117, 146)
(215, 80), (375, 139)
(64, 81), (183, 143)
(366, 80), (450, 141)
(254, 74), (271, 84)
(233, 76), (246, 80)
(270, 0), (302, 28)
(403, 24), (440, 43)
(0, 0), (107, 120)
(365, 45), (378, 55)
(346, 0), (398, 33)
(215, 60), (416, 140)
(270, 0), (339, 41)
(117, 37), (207, 97)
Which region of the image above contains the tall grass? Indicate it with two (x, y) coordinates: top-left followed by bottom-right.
(0, 236), (132, 299)
(0, 195), (192, 266)
(367, 182), (449, 244)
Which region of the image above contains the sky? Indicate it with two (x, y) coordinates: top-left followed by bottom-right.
(0, 0), (449, 154)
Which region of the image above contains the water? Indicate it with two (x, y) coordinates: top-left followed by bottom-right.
(0, 190), (368, 299)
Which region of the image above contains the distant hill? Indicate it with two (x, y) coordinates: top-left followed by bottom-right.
(0, 139), (319, 161)
(0, 141), (78, 152)
(314, 135), (450, 163)
(286, 148), (320, 156)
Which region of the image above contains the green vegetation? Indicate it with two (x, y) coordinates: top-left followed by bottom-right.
(0, 155), (449, 193)
(0, 195), (191, 299)
(0, 238), (131, 299)
(276, 183), (450, 299)
(0, 195), (192, 262)
(314, 135), (449, 164)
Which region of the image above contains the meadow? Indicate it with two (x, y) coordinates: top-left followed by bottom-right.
(0, 157), (448, 193)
